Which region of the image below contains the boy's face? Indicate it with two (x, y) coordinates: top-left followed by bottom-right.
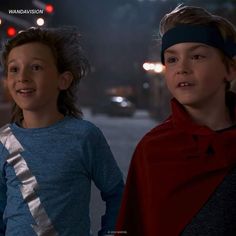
(6, 42), (64, 115)
(163, 42), (231, 109)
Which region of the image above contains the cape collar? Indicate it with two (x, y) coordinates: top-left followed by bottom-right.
(170, 97), (236, 135)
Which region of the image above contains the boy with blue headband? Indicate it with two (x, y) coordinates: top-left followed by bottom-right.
(116, 5), (236, 236)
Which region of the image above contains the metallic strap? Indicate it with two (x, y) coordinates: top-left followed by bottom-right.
(0, 124), (58, 236)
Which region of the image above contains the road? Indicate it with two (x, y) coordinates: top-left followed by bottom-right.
(83, 108), (157, 235)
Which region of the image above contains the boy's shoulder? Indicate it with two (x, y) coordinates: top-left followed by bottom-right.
(0, 118), (101, 140)
(138, 116), (175, 148)
(0, 124), (13, 162)
(0, 123), (12, 143)
(64, 116), (103, 138)
(145, 117), (173, 138)
(0, 123), (11, 131)
(65, 116), (97, 130)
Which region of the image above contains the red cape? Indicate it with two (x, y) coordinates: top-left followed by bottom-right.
(116, 98), (236, 236)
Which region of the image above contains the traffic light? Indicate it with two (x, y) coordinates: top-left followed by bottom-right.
(45, 4), (54, 14)
(33, 1), (54, 14)
(6, 26), (17, 37)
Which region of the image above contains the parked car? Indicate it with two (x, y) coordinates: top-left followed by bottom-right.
(91, 96), (135, 117)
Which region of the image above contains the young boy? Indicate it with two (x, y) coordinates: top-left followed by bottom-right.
(0, 27), (124, 236)
(116, 5), (236, 236)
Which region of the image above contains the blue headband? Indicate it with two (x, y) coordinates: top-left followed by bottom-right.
(161, 24), (236, 64)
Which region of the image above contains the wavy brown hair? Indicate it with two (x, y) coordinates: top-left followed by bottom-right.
(1, 26), (90, 123)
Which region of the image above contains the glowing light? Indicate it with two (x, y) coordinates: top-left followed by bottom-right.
(154, 63), (164, 73)
(36, 18), (45, 26)
(45, 4), (54, 14)
(143, 62), (165, 74)
(143, 62), (152, 71)
(7, 27), (17, 37)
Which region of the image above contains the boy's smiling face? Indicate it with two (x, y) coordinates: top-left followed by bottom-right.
(6, 42), (64, 115)
(164, 42), (232, 110)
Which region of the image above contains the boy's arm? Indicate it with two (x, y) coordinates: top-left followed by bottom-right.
(88, 127), (124, 236)
(98, 180), (124, 236)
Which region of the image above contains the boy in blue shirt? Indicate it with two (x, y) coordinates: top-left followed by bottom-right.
(0, 27), (124, 236)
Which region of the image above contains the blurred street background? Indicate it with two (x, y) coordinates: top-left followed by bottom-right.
(0, 0), (236, 235)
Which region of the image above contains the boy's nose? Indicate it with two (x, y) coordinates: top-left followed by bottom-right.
(17, 77), (30, 83)
(177, 69), (189, 75)
(17, 70), (31, 83)
(177, 59), (191, 74)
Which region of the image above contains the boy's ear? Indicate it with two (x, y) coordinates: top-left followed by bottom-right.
(58, 71), (73, 90)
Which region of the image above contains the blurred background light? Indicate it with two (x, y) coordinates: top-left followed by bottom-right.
(7, 26), (17, 37)
(45, 4), (54, 14)
(36, 17), (45, 26)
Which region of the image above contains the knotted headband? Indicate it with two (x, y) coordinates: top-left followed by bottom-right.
(161, 24), (236, 64)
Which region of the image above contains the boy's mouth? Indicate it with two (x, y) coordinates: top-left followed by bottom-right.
(178, 82), (193, 87)
(16, 88), (36, 94)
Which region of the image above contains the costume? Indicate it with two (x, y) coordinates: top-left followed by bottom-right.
(116, 98), (236, 236)
(181, 162), (236, 235)
(0, 116), (124, 236)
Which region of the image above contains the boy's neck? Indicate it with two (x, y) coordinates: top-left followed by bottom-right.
(184, 102), (234, 131)
(21, 111), (65, 129)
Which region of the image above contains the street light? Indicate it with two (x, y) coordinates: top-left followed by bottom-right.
(36, 17), (45, 26)
(143, 62), (165, 74)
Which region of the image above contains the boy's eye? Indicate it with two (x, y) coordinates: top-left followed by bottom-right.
(165, 56), (178, 64)
(192, 54), (205, 60)
(8, 66), (18, 73)
(31, 64), (43, 71)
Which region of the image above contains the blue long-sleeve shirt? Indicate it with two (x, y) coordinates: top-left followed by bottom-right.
(0, 116), (124, 236)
